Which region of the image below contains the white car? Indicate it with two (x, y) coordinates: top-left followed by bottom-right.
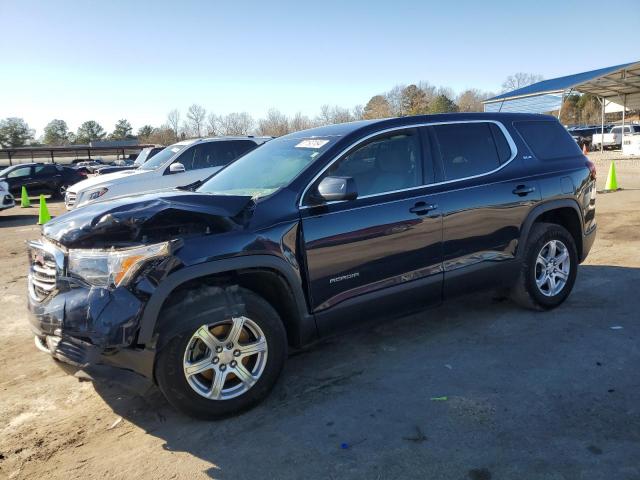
(0, 180), (16, 211)
(64, 137), (270, 210)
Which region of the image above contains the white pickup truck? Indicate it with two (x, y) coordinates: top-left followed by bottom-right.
(591, 124), (640, 150)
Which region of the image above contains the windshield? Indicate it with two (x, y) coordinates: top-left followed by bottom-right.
(0, 166), (16, 177)
(133, 148), (152, 166)
(197, 136), (337, 198)
(139, 144), (186, 170)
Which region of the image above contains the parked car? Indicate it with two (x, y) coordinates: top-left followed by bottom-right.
(95, 147), (165, 175)
(73, 160), (107, 174)
(95, 159), (135, 175)
(26, 113), (597, 419)
(591, 124), (640, 150)
(0, 180), (15, 211)
(569, 126), (603, 150)
(64, 137), (269, 209)
(0, 163), (87, 198)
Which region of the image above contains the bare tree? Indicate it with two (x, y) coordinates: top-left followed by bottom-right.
(218, 112), (254, 135)
(418, 81), (437, 104)
(316, 105), (353, 125)
(352, 104), (364, 121)
(186, 104), (207, 137)
(257, 109), (290, 137)
(206, 112), (220, 136)
(146, 125), (176, 146)
(385, 85), (405, 116)
(289, 112), (315, 132)
(167, 109), (181, 142)
(501, 73), (543, 93)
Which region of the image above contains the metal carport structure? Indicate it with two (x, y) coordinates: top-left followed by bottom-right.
(483, 61), (640, 151)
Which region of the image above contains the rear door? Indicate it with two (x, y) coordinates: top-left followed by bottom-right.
(300, 128), (444, 335)
(33, 164), (61, 193)
(429, 121), (541, 297)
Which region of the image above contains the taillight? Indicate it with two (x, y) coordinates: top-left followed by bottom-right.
(586, 160), (596, 180)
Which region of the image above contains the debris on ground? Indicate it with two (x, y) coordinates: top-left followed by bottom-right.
(107, 417), (123, 430)
(430, 396), (448, 401)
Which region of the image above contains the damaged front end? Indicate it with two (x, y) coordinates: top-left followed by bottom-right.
(27, 191), (254, 374)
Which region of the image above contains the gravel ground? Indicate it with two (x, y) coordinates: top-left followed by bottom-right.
(0, 169), (639, 480)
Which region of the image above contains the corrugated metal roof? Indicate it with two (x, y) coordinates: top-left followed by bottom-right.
(484, 93), (563, 113)
(485, 61), (640, 103)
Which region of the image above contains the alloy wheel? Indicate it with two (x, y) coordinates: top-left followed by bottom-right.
(183, 316), (268, 400)
(535, 240), (570, 297)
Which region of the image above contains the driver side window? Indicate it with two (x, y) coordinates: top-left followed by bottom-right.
(173, 147), (196, 171)
(325, 129), (423, 197)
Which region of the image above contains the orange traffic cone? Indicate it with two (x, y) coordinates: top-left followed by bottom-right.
(582, 143), (588, 155)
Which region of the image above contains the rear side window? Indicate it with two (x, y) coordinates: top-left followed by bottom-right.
(433, 122), (506, 181)
(191, 140), (257, 170)
(516, 121), (582, 160)
(35, 165), (57, 176)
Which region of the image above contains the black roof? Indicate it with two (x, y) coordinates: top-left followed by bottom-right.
(286, 112), (556, 139)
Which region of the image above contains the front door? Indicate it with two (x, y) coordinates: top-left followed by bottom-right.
(300, 128), (444, 335)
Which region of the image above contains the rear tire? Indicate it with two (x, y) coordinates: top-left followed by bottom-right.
(510, 222), (578, 311)
(52, 184), (68, 200)
(155, 286), (287, 419)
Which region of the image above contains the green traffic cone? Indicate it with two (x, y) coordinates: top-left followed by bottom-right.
(605, 161), (619, 191)
(20, 186), (31, 208)
(37, 195), (51, 225)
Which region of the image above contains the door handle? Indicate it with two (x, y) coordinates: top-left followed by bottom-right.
(512, 185), (535, 196)
(409, 202), (438, 215)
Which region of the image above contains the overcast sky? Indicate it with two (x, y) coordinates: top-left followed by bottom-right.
(1, 0), (639, 137)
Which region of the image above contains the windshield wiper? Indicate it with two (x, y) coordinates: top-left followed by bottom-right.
(176, 179), (203, 191)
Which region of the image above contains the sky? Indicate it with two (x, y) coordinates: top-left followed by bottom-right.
(1, 0), (639, 137)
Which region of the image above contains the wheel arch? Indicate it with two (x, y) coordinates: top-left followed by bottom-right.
(518, 199), (584, 261)
(137, 255), (316, 349)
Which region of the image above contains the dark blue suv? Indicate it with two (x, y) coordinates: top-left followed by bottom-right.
(27, 113), (597, 418)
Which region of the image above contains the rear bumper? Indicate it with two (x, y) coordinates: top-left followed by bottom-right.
(581, 224), (597, 262)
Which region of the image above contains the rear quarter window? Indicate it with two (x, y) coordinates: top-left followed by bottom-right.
(433, 122), (507, 181)
(515, 121), (582, 160)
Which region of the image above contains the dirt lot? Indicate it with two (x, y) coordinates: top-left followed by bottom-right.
(1, 159), (639, 479)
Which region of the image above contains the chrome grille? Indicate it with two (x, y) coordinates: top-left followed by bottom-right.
(65, 191), (76, 209)
(28, 242), (62, 302)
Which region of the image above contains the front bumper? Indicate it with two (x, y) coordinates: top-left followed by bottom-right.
(27, 239), (154, 377)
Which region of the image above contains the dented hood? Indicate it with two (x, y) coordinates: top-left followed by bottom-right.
(43, 190), (254, 248)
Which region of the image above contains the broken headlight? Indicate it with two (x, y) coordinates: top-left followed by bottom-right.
(68, 242), (170, 288)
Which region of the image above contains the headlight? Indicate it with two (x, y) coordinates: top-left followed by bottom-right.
(87, 187), (109, 200)
(68, 242), (170, 288)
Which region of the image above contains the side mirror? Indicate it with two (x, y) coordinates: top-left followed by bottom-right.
(315, 176), (358, 203)
(169, 162), (185, 174)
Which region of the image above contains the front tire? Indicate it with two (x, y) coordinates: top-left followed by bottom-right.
(155, 286), (287, 419)
(510, 222), (578, 310)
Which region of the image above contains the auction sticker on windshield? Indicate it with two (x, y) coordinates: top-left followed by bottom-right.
(295, 139), (329, 149)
